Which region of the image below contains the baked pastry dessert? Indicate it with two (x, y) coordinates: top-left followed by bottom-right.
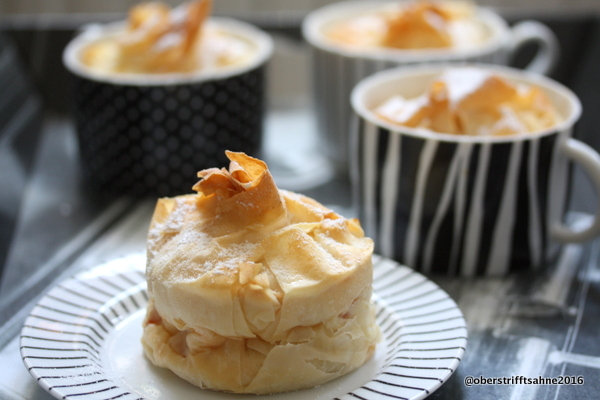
(80, 0), (255, 74)
(325, 1), (488, 50)
(141, 151), (380, 394)
(374, 67), (562, 136)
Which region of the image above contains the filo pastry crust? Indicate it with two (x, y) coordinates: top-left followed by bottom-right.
(141, 151), (380, 394)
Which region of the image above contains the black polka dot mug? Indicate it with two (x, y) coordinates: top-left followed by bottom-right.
(63, 18), (273, 197)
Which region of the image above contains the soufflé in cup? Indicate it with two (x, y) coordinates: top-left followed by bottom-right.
(351, 64), (600, 277)
(142, 151), (381, 394)
(373, 67), (562, 136)
(303, 0), (559, 175)
(79, 0), (255, 75)
(63, 0), (272, 197)
(324, 0), (488, 51)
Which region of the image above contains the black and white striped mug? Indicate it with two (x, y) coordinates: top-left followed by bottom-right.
(351, 64), (600, 277)
(303, 0), (559, 175)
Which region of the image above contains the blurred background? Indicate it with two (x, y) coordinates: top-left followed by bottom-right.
(1, 0), (600, 114)
(2, 0), (600, 18)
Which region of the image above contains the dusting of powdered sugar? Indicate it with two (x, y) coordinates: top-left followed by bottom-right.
(199, 26), (255, 70)
(147, 197), (198, 258)
(477, 105), (525, 136)
(375, 68), (495, 125)
(147, 196), (262, 279)
(153, 31), (184, 51)
(375, 94), (429, 125)
(437, 67), (491, 108)
(201, 241), (259, 275)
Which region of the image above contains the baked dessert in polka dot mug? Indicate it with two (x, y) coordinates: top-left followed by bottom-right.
(63, 0), (273, 197)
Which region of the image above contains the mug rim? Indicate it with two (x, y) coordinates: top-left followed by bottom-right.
(350, 63), (582, 144)
(302, 0), (509, 62)
(62, 17), (273, 86)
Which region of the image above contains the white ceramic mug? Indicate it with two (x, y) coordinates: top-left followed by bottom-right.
(351, 64), (600, 277)
(303, 0), (560, 175)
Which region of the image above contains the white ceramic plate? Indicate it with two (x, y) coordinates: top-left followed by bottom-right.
(21, 253), (467, 400)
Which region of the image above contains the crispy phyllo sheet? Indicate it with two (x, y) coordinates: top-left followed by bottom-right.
(375, 68), (562, 136)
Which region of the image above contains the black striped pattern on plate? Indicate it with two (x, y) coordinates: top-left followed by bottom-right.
(20, 255), (148, 400)
(21, 254), (466, 400)
(335, 255), (467, 400)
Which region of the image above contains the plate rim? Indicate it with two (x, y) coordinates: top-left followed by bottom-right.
(20, 253), (467, 400)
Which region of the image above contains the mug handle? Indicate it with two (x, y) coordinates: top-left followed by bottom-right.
(551, 138), (600, 242)
(510, 20), (560, 76)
